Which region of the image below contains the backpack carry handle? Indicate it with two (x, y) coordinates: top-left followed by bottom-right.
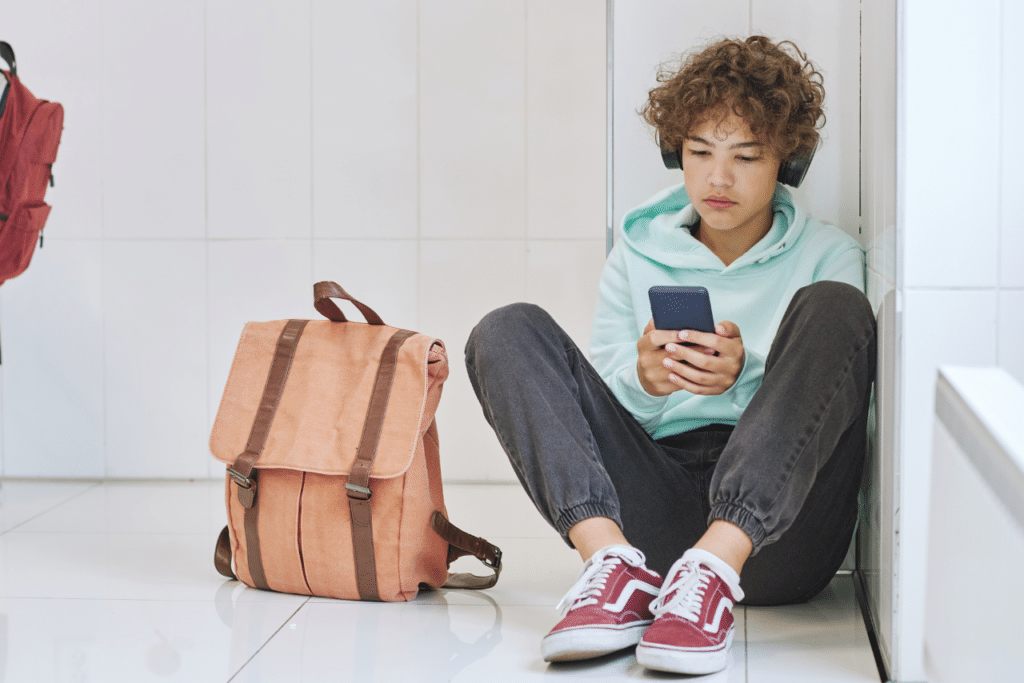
(0, 42), (16, 76)
(313, 281), (385, 325)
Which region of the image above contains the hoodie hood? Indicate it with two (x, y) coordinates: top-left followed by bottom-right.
(619, 181), (807, 273)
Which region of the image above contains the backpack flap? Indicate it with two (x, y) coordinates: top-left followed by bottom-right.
(210, 318), (448, 480)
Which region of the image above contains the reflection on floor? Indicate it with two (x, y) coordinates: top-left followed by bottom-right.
(0, 480), (880, 682)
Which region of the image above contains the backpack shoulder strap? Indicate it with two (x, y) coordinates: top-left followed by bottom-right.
(0, 42), (16, 76)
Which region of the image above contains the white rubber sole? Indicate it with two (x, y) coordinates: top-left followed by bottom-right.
(635, 628), (733, 675)
(541, 622), (651, 662)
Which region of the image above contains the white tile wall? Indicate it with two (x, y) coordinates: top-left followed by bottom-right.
(100, 0), (206, 240)
(999, 290), (1024, 386)
(0, 241), (104, 478)
(1001, 0), (1024, 289)
(206, 0), (312, 240)
(525, 0), (606, 241)
(901, 0), (1001, 289)
(311, 0), (418, 241)
(103, 241), (208, 478)
(419, 0), (527, 241)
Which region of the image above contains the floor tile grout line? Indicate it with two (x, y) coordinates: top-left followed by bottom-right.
(227, 597), (312, 682)
(0, 481), (103, 537)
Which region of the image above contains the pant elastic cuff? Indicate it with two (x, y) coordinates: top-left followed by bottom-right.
(710, 503), (768, 555)
(554, 501), (622, 549)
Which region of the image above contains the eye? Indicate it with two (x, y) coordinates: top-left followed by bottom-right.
(737, 155), (761, 163)
(687, 149), (710, 156)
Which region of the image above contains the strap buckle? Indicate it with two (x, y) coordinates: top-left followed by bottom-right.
(345, 482), (372, 500)
(484, 545), (502, 570)
(227, 466), (256, 491)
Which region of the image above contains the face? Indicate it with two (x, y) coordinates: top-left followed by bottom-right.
(682, 111), (781, 245)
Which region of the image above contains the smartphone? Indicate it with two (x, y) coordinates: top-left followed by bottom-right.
(648, 286), (715, 332)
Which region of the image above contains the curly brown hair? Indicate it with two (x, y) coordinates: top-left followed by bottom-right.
(640, 36), (825, 161)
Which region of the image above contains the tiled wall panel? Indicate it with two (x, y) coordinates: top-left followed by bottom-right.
(103, 241), (208, 478)
(525, 0), (606, 241)
(101, 0), (206, 240)
(1, 241), (104, 477)
(901, 0), (1000, 289)
(419, 0), (526, 241)
(206, 0), (312, 240)
(311, 0), (418, 241)
(999, 290), (1024, 386)
(1001, 0), (1024, 288)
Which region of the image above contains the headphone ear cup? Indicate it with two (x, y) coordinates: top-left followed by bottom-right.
(660, 144), (682, 170)
(777, 142), (818, 187)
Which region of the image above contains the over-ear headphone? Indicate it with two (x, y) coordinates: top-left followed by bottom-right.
(659, 141), (818, 188)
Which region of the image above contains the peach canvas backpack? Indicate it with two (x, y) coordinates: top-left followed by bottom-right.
(210, 281), (501, 601)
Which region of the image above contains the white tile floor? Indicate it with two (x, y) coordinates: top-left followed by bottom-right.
(0, 480), (881, 682)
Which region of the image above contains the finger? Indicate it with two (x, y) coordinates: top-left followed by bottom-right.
(643, 319), (655, 334)
(715, 320), (741, 338)
(666, 367), (722, 396)
(664, 356), (717, 384)
(648, 329), (685, 349)
(676, 329), (720, 349)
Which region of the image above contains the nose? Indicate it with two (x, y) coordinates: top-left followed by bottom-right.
(708, 157), (733, 187)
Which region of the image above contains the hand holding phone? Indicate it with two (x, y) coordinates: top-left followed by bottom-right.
(637, 286), (744, 397)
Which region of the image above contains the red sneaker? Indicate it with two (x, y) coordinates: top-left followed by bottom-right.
(636, 548), (745, 674)
(541, 545), (662, 662)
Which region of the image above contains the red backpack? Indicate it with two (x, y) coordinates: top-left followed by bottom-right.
(0, 41), (63, 286)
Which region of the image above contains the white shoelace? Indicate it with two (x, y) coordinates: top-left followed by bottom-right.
(649, 559), (711, 623)
(555, 545), (646, 614)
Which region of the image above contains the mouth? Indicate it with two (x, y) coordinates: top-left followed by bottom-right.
(703, 197), (736, 210)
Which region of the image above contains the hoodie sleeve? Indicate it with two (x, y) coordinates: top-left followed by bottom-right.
(589, 245), (670, 430)
(725, 347), (766, 412)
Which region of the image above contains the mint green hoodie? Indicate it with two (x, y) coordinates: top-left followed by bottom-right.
(590, 182), (864, 439)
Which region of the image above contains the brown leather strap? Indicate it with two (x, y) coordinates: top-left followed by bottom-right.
(346, 328), (417, 601)
(431, 511), (503, 590)
(224, 318), (308, 590)
(214, 525), (235, 579)
(313, 281), (385, 325)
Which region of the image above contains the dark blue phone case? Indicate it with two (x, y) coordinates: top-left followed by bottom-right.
(648, 286), (715, 332)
